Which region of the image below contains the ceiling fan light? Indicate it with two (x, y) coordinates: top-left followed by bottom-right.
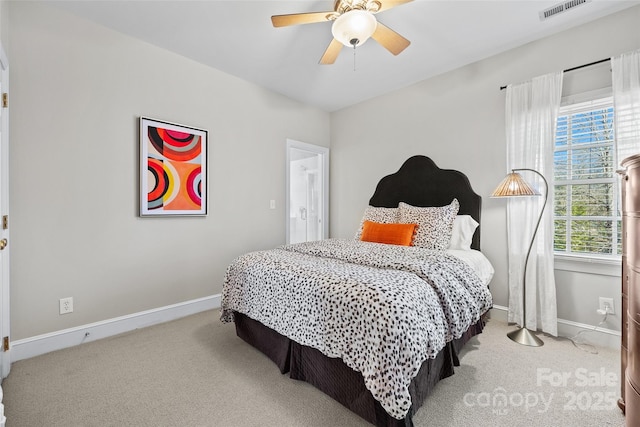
(331, 10), (377, 47)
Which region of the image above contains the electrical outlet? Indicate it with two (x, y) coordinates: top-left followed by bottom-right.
(599, 297), (615, 315)
(59, 297), (73, 315)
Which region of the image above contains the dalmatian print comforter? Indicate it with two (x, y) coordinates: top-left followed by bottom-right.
(221, 239), (493, 419)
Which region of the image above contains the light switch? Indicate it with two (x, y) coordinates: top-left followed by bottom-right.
(269, 200), (276, 209)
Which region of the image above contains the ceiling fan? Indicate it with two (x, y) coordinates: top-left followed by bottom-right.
(271, 0), (413, 65)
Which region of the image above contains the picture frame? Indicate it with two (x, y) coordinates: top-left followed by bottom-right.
(140, 117), (208, 216)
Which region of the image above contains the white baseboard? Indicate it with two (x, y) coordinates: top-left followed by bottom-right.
(11, 295), (221, 362)
(489, 305), (621, 350)
(11, 299), (619, 362)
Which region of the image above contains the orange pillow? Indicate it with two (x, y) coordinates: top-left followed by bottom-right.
(360, 221), (418, 246)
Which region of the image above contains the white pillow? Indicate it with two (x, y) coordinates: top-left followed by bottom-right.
(354, 206), (399, 239)
(448, 215), (479, 251)
(398, 199), (459, 250)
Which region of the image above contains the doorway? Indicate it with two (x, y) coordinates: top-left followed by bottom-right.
(286, 140), (329, 244)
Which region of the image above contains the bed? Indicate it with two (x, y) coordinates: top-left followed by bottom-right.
(220, 155), (494, 427)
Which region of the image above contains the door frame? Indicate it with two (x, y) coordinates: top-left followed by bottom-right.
(0, 44), (10, 379)
(285, 139), (329, 244)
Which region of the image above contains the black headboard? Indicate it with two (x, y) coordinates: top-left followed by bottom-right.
(368, 155), (482, 250)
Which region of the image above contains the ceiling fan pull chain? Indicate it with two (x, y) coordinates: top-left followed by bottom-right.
(353, 44), (357, 71)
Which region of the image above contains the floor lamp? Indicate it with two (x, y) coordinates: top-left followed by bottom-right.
(491, 168), (548, 347)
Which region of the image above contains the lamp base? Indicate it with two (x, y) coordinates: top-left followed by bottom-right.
(507, 327), (544, 347)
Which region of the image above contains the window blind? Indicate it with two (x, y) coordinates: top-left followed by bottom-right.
(553, 97), (621, 256)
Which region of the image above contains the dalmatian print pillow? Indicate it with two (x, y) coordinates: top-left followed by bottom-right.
(354, 205), (399, 239)
(398, 199), (459, 250)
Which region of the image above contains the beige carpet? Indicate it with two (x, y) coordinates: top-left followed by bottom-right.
(1, 310), (626, 426)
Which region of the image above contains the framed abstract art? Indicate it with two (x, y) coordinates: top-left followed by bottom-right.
(140, 117), (208, 216)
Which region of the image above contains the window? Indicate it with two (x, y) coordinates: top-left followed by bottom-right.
(553, 96), (621, 259)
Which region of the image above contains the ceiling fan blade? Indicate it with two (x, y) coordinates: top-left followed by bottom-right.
(271, 11), (333, 28)
(375, 0), (414, 13)
(319, 39), (343, 65)
(371, 22), (410, 55)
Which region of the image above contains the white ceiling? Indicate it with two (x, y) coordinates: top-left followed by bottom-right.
(49, 0), (640, 112)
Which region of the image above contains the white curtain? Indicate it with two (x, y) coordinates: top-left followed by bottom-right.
(612, 49), (640, 164)
(505, 72), (563, 336)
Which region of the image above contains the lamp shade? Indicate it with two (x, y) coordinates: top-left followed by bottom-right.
(491, 172), (540, 197)
(331, 10), (377, 47)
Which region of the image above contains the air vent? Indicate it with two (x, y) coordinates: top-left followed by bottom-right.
(539, 0), (592, 20)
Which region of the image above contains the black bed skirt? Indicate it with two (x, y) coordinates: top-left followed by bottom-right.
(234, 312), (486, 427)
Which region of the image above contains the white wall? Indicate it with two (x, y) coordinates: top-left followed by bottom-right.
(0, 0), (7, 47)
(8, 2), (330, 340)
(330, 6), (640, 333)
(7, 1), (639, 343)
